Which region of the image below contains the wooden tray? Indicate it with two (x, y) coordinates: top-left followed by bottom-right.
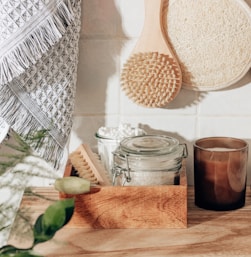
(60, 162), (187, 229)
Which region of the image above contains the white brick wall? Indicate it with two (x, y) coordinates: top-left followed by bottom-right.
(70, 0), (251, 185)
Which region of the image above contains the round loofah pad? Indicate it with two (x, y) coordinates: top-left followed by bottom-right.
(121, 52), (181, 108)
(167, 0), (251, 91)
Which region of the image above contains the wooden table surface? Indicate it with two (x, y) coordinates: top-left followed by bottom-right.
(8, 186), (251, 257)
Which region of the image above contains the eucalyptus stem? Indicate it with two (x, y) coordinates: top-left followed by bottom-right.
(0, 130), (48, 175)
(0, 129), (75, 257)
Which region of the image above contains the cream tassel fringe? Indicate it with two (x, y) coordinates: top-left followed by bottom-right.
(0, 84), (69, 168)
(0, 0), (74, 85)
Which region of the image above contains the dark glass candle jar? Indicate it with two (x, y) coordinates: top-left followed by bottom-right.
(194, 137), (248, 211)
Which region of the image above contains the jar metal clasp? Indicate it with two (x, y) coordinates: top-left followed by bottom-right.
(112, 152), (132, 186)
(180, 143), (188, 158)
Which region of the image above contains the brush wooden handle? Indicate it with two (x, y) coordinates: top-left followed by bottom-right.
(133, 0), (173, 55)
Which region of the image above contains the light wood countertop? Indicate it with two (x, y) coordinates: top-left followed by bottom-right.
(8, 187), (251, 257)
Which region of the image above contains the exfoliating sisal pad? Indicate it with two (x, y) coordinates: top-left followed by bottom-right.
(167, 0), (251, 91)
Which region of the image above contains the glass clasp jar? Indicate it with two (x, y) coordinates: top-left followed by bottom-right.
(95, 125), (146, 177)
(112, 135), (188, 186)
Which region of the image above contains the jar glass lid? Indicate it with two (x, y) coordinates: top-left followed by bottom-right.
(120, 135), (179, 155)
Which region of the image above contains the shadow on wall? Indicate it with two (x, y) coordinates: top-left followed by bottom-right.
(161, 69), (251, 110)
(72, 0), (128, 149)
(75, 0), (127, 112)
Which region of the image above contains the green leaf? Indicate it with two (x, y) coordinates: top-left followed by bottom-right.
(24, 129), (49, 149)
(0, 245), (42, 257)
(33, 215), (51, 244)
(0, 245), (19, 254)
(33, 198), (74, 245)
(0, 252), (43, 257)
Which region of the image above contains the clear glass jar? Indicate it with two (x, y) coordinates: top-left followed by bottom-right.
(112, 135), (188, 186)
(95, 124), (146, 177)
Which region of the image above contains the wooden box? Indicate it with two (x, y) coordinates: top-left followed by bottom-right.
(60, 162), (187, 229)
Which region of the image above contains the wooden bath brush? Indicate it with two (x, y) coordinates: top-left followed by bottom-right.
(69, 144), (111, 186)
(121, 0), (182, 108)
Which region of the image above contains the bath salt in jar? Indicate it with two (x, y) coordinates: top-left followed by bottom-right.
(95, 124), (146, 177)
(112, 135), (188, 186)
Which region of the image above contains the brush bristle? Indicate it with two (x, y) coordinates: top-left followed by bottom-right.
(69, 151), (99, 184)
(69, 144), (111, 186)
(121, 52), (181, 108)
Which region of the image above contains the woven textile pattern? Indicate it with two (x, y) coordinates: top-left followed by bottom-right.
(0, 0), (81, 168)
(0, 0), (49, 44)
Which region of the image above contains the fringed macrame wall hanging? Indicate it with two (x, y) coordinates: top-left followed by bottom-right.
(0, 0), (82, 168)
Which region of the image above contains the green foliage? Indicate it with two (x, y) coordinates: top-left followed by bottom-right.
(0, 129), (49, 175)
(33, 198), (74, 245)
(0, 198), (75, 256)
(0, 246), (42, 256)
(0, 130), (75, 256)
(24, 129), (49, 150)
